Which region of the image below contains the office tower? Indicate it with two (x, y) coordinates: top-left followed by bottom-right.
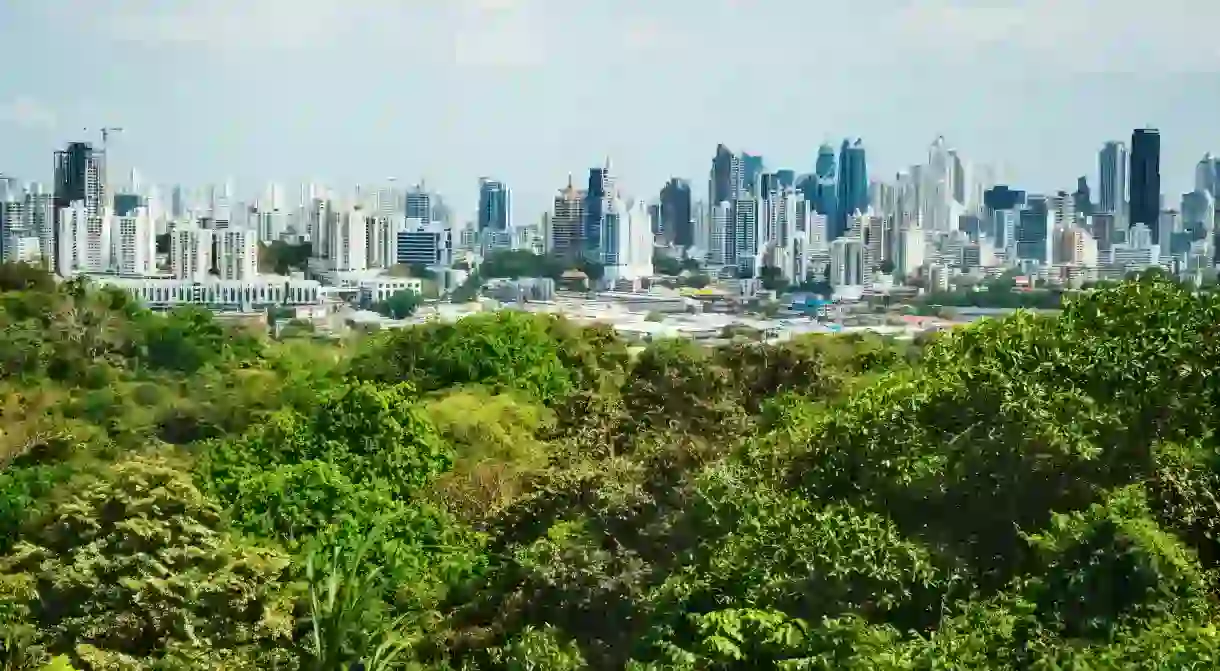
(328, 208), (369, 272)
(217, 228), (258, 280)
(170, 185), (185, 218)
(732, 197), (760, 276)
(601, 198), (653, 282)
(405, 184), (432, 222)
(708, 201), (732, 266)
(741, 153), (764, 197)
(171, 228), (213, 282)
(1050, 191), (1076, 229)
(811, 144), (838, 223)
(584, 158), (615, 257)
(647, 203), (661, 236)
(1016, 196), (1053, 264)
(829, 237), (865, 287)
(1073, 177), (1092, 217)
(835, 139), (868, 240)
(550, 176), (586, 257)
(478, 178), (510, 232)
(1098, 141), (1128, 215)
(775, 170), (796, 190)
(114, 208), (156, 275)
(53, 142), (105, 275)
(1194, 154), (1220, 197)
(1130, 128), (1161, 244)
(710, 144), (737, 206)
(659, 178), (693, 248)
(1087, 212), (1117, 255)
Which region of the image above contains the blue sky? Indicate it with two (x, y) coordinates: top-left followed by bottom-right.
(2, 0), (1219, 222)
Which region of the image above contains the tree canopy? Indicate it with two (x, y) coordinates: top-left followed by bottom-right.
(2, 263), (1220, 669)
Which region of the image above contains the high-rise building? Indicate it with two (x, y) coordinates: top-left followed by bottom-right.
(584, 158), (615, 257)
(53, 142), (104, 275)
(328, 208), (369, 272)
(114, 208), (156, 275)
(707, 201), (732, 266)
(405, 184), (432, 222)
(171, 227), (213, 282)
(983, 186), (1026, 215)
(732, 197), (760, 276)
(601, 198), (653, 283)
(1194, 154), (1220, 197)
(1097, 141), (1128, 215)
(835, 139), (868, 240)
(1130, 128), (1161, 244)
(1073, 177), (1092, 217)
(550, 177), (586, 257)
(710, 144), (737, 206)
(216, 228), (258, 280)
(659, 178), (692, 248)
(477, 178), (510, 232)
(810, 143), (838, 226)
(741, 153), (764, 197)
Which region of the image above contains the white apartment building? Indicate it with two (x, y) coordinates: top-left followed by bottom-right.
(217, 228), (258, 280)
(366, 214), (406, 269)
(171, 227), (214, 282)
(56, 202), (111, 275)
(329, 207), (369, 272)
(601, 198), (654, 283)
(829, 237), (866, 288)
(115, 208), (157, 276)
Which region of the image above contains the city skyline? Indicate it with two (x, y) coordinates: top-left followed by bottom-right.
(3, 1), (1220, 219)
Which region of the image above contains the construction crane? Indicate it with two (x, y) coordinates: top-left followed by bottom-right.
(83, 126), (123, 195)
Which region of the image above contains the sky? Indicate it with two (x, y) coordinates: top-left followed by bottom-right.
(2, 0), (1220, 222)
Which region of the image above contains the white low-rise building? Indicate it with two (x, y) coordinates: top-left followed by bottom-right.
(358, 276), (423, 304)
(91, 274), (322, 308)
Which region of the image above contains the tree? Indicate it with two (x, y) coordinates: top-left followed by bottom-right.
(758, 266), (787, 292)
(652, 254), (683, 276)
(372, 289), (422, 319)
(0, 456), (297, 669)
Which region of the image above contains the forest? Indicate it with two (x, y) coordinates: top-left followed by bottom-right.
(1, 261), (1220, 670)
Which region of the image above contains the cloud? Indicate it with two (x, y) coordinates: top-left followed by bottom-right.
(0, 96), (57, 130)
(91, 0), (547, 69)
(881, 0), (1220, 73)
(451, 0), (546, 69)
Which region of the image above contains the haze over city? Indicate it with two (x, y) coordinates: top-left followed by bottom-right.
(3, 0), (1220, 218)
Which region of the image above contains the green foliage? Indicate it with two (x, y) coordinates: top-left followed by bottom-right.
(0, 456), (297, 669)
(372, 289), (423, 319)
(351, 312), (627, 405)
(259, 241), (311, 275)
(6, 265), (1220, 669)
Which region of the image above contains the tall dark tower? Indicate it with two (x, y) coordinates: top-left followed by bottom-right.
(834, 138), (869, 240)
(711, 144), (736, 206)
(659, 178), (692, 248)
(1129, 127), (1161, 245)
(477, 178), (509, 231)
(52, 142), (103, 275)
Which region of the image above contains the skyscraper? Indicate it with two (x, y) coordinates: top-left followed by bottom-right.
(551, 176), (586, 257)
(741, 153), (764, 197)
(835, 139), (868, 240)
(1097, 141), (1128, 215)
(1129, 128), (1161, 245)
(659, 178), (693, 248)
(710, 144), (737, 205)
(477, 178), (510, 232)
(584, 158), (615, 257)
(810, 143), (838, 225)
(405, 184), (432, 222)
(53, 142), (105, 276)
